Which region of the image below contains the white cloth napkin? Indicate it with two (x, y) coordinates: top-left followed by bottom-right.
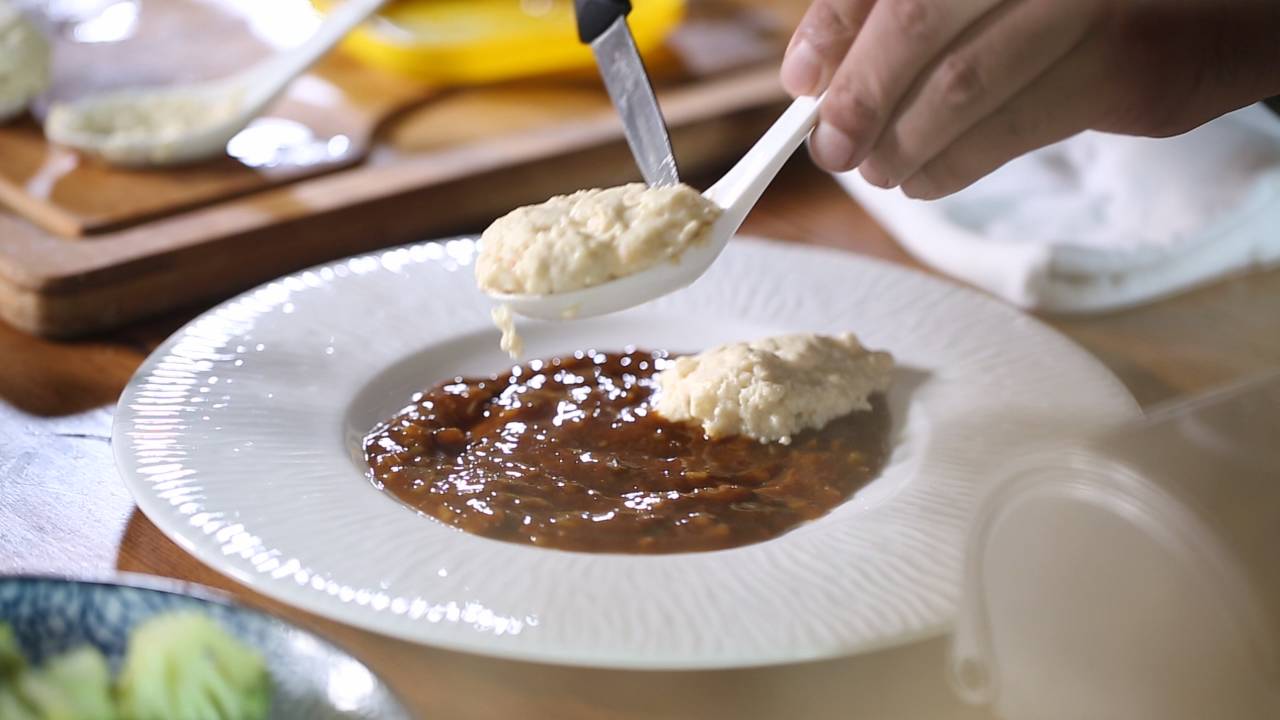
(836, 103), (1280, 313)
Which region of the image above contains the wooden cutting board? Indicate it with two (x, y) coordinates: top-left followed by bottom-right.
(0, 0), (433, 236)
(0, 0), (804, 337)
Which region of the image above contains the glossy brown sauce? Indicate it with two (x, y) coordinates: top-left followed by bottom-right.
(363, 349), (890, 553)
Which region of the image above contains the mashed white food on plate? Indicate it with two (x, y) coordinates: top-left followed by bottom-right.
(0, 2), (50, 123)
(475, 183), (721, 295)
(654, 333), (894, 444)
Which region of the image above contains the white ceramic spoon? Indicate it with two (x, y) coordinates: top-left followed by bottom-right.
(44, 0), (387, 167)
(487, 94), (823, 321)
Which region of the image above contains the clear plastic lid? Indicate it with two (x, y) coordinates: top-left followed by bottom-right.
(953, 371), (1280, 719)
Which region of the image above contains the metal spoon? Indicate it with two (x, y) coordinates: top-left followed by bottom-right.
(486, 94), (823, 321)
(44, 0), (387, 167)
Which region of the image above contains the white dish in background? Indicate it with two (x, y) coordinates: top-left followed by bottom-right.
(112, 236), (1138, 669)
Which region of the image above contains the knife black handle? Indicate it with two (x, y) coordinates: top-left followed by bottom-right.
(574, 0), (631, 43)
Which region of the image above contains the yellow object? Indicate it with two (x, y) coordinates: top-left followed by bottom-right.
(320, 0), (685, 85)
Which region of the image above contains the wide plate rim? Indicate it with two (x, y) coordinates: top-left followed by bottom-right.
(112, 235), (1140, 669)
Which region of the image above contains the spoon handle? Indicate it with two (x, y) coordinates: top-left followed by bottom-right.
(250, 0), (389, 105)
(703, 94), (822, 223)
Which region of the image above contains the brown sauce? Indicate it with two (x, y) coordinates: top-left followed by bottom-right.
(363, 349), (890, 553)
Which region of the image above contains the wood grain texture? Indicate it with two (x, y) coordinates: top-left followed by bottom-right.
(0, 0), (799, 338)
(0, 78), (785, 337)
(0, 1), (391, 236)
(2, 157), (1279, 719)
(0, 82), (790, 334)
(0, 87), (378, 236)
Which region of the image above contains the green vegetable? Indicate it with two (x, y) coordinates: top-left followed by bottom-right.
(0, 685), (40, 720)
(13, 671), (80, 720)
(0, 612), (270, 720)
(0, 623), (36, 720)
(0, 623), (25, 678)
(0, 642), (116, 720)
(36, 646), (116, 720)
(117, 611), (271, 720)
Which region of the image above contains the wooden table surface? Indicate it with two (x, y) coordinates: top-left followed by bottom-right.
(3, 157), (1278, 719)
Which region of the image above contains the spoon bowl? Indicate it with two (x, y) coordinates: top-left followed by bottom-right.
(44, 0), (387, 167)
(485, 210), (736, 320)
(490, 94), (822, 321)
(45, 73), (259, 167)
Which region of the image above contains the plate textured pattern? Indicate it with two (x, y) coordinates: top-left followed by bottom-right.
(113, 237), (1138, 668)
(0, 576), (410, 719)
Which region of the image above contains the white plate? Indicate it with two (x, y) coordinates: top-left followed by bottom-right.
(113, 236), (1139, 669)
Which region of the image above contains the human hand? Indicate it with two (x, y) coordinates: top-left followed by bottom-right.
(781, 0), (1280, 199)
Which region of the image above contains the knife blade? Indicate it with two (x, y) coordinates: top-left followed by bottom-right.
(579, 8), (680, 187)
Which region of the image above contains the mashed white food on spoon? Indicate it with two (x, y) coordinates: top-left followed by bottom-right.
(0, 2), (49, 123)
(491, 304), (523, 359)
(44, 86), (244, 163)
(478, 182), (721, 359)
(654, 333), (894, 444)
(475, 183), (721, 295)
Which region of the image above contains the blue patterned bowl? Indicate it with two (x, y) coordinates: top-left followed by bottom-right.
(0, 574), (411, 719)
